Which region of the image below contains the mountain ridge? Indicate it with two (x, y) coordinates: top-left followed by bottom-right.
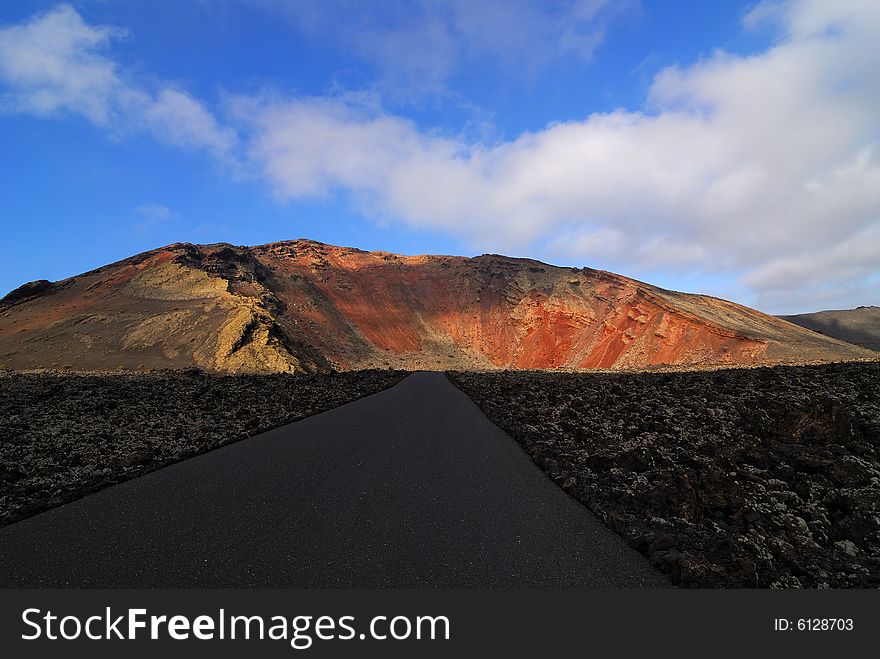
(780, 306), (880, 352)
(1, 239), (874, 373)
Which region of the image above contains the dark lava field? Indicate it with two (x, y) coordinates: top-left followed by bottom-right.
(3, 362), (878, 589)
(450, 362), (880, 588)
(0, 369), (405, 527)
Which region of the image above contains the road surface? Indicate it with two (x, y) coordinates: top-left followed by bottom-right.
(0, 372), (667, 587)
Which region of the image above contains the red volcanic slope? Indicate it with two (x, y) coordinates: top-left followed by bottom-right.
(0, 240), (873, 373)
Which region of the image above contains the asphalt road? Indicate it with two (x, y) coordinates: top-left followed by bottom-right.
(0, 372), (667, 588)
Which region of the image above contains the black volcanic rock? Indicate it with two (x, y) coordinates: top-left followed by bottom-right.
(0, 369), (406, 527)
(0, 279), (56, 308)
(449, 362), (880, 588)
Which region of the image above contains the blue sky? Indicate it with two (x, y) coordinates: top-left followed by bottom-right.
(1, 1), (878, 314)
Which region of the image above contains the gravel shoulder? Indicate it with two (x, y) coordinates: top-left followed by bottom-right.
(449, 363), (880, 588)
(0, 369), (406, 527)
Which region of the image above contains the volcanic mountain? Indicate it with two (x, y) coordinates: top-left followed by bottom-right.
(0, 240), (874, 373)
(780, 306), (880, 352)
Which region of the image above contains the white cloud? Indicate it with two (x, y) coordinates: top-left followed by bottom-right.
(144, 88), (236, 158)
(135, 203), (174, 221)
(0, 4), (234, 156)
(0, 4), (124, 123)
(744, 222), (880, 310)
(134, 202), (175, 233)
(237, 0), (880, 312)
(256, 0), (632, 95)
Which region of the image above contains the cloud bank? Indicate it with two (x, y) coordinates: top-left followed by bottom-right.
(1, 1), (878, 313)
(0, 4), (234, 156)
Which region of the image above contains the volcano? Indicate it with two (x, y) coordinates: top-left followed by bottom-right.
(0, 240), (873, 373)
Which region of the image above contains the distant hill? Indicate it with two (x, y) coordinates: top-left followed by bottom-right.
(779, 306), (880, 352)
(0, 240), (875, 373)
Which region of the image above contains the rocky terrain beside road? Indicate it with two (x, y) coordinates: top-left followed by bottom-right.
(450, 363), (880, 588)
(0, 369), (405, 527)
